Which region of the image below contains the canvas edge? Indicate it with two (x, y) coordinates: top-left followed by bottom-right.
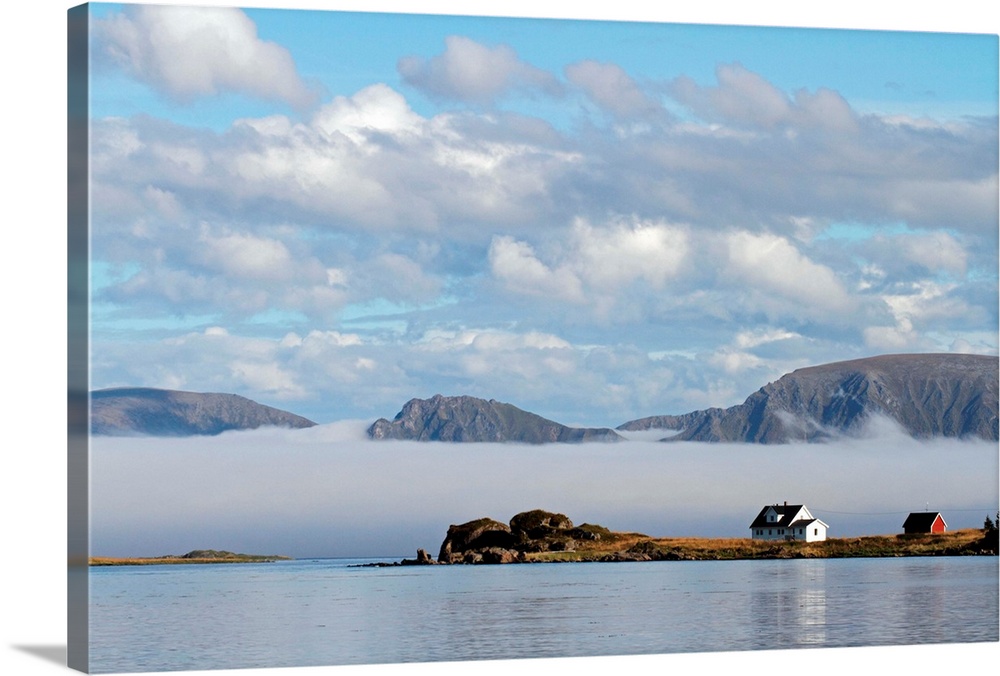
(67, 3), (91, 673)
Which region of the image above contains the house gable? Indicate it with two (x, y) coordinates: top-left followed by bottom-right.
(750, 503), (827, 542)
(902, 512), (947, 533)
(749, 503), (809, 529)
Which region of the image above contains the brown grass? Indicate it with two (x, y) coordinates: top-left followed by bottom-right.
(523, 528), (993, 563)
(89, 553), (292, 566)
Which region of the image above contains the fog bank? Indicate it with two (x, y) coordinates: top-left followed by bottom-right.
(90, 422), (998, 557)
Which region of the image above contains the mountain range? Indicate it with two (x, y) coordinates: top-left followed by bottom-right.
(90, 353), (999, 443)
(367, 394), (622, 443)
(618, 353), (998, 443)
(90, 387), (317, 436)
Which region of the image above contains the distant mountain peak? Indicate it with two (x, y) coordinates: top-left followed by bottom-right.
(618, 353), (999, 443)
(367, 394), (622, 444)
(91, 387), (316, 436)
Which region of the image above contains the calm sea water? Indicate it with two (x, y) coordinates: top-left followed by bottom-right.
(88, 556), (999, 673)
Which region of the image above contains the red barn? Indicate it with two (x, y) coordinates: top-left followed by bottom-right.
(902, 512), (947, 534)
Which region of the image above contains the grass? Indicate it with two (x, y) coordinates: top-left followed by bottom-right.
(89, 550), (293, 566)
(523, 529), (995, 563)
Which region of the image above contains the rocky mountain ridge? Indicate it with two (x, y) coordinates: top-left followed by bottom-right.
(91, 387), (317, 436)
(94, 353), (999, 443)
(618, 353), (999, 443)
(367, 394), (622, 443)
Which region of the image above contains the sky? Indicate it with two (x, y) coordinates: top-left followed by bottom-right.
(83, 1), (1000, 428)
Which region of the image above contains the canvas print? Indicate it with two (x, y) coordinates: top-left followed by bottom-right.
(68, 2), (999, 674)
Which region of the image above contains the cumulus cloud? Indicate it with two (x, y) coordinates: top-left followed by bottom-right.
(93, 5), (318, 109)
(488, 235), (586, 303)
(488, 217), (690, 315)
(398, 35), (563, 105)
(892, 231), (968, 276)
(194, 229), (298, 282)
(88, 33), (997, 430)
(569, 217), (689, 290)
(311, 84), (424, 141)
(565, 60), (661, 118)
(91, 87), (581, 235)
(724, 231), (855, 318)
(671, 63), (792, 129)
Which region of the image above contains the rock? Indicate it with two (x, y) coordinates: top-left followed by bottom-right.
(465, 548), (523, 564)
(510, 509), (574, 538)
(509, 509), (577, 551)
(437, 518), (515, 563)
(368, 394), (622, 444)
(434, 510), (610, 563)
(618, 353), (999, 443)
(399, 548), (438, 566)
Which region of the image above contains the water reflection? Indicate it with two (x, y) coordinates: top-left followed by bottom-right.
(750, 560), (828, 647)
(88, 557), (997, 672)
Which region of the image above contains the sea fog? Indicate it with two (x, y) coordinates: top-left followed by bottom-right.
(89, 420), (999, 558)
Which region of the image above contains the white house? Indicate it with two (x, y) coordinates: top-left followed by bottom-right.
(749, 502), (828, 542)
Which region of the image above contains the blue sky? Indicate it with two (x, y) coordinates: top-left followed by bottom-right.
(85, 1), (999, 426)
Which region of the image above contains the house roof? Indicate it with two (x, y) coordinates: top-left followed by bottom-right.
(788, 518), (828, 529)
(749, 504), (806, 529)
(902, 512), (946, 530)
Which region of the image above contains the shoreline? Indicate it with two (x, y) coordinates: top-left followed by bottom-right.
(89, 529), (999, 567)
(371, 528), (998, 567)
(89, 550), (293, 566)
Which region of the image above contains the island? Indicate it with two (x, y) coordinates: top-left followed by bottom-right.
(374, 509), (999, 567)
(89, 549), (293, 566)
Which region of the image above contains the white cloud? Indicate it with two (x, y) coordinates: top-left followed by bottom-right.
(398, 35), (562, 105)
(709, 349), (765, 374)
(725, 231), (855, 317)
(792, 87), (859, 133)
(899, 231), (968, 276)
(671, 63), (792, 129)
(229, 360), (305, 398)
(488, 235), (586, 303)
(93, 85), (583, 234)
(87, 45), (997, 429)
(94, 5), (318, 109)
(864, 317), (920, 351)
(488, 218), (690, 314)
(195, 229), (297, 282)
(569, 217), (689, 290)
(311, 84), (424, 142)
(863, 279), (984, 352)
(416, 329), (572, 353)
(565, 60), (660, 118)
(733, 327), (801, 350)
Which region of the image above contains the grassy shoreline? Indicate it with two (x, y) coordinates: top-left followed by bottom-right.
(89, 529), (998, 567)
(523, 528), (997, 563)
(89, 550), (293, 566)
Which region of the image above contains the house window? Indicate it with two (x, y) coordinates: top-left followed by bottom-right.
(814, 528), (818, 536)
(768, 529), (772, 535)
(799, 529), (803, 535)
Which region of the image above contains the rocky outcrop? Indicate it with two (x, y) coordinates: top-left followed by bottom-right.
(91, 387), (317, 436)
(618, 353), (999, 443)
(368, 394), (622, 443)
(437, 517), (519, 563)
(437, 510), (616, 563)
